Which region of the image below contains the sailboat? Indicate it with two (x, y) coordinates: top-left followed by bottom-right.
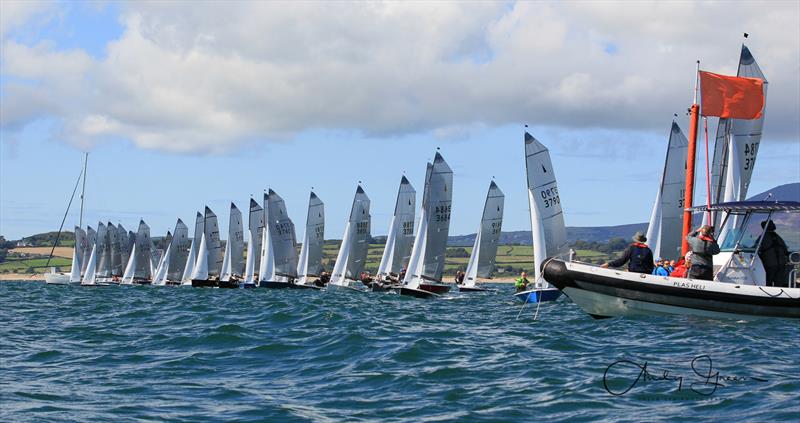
(398, 152), (453, 298)
(459, 181), (504, 292)
(296, 192), (325, 288)
(80, 237), (109, 287)
(95, 222), (115, 284)
(260, 189), (312, 289)
(180, 212), (203, 286)
(151, 230), (172, 286)
(514, 132), (566, 303)
(121, 220), (154, 284)
(219, 203), (245, 288)
(371, 176), (415, 292)
(242, 199), (264, 288)
(645, 121), (689, 261)
(46, 153), (89, 285)
(540, 42), (799, 320)
(710, 44), (768, 229)
(328, 185), (371, 291)
(191, 207), (223, 287)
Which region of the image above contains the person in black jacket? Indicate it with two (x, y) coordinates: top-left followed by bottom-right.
(601, 232), (655, 274)
(757, 220), (790, 287)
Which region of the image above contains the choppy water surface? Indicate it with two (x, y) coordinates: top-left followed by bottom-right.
(1, 281), (798, 421)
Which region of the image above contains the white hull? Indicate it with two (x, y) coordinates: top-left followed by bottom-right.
(45, 273), (74, 285)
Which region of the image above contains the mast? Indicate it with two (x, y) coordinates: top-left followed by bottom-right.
(681, 61), (701, 256)
(79, 152), (88, 228)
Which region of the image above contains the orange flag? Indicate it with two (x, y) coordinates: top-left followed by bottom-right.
(699, 71), (764, 119)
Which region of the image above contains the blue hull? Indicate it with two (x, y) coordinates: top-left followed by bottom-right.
(514, 288), (562, 303)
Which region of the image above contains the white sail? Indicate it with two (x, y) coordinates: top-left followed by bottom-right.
(403, 205), (429, 289)
(330, 185), (370, 286)
(152, 232), (172, 286)
(711, 44), (768, 221)
(81, 243), (98, 285)
(258, 193), (276, 282)
(82, 226), (96, 274)
(717, 135), (743, 245)
(525, 133), (568, 285)
(191, 231), (209, 280)
(464, 181), (504, 287)
(267, 190), (299, 281)
(377, 176), (416, 278)
(244, 198), (264, 283)
(220, 202), (244, 281)
(181, 212), (203, 284)
(646, 121), (689, 260)
(69, 237), (82, 283)
(203, 207), (223, 277)
(297, 192), (325, 285)
(122, 243), (136, 283)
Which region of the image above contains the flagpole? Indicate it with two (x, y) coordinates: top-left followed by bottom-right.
(681, 61), (700, 256)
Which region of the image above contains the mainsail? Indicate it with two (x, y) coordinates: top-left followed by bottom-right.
(258, 193), (275, 282)
(181, 212), (203, 284)
(82, 242), (98, 285)
(96, 222), (110, 277)
(710, 44), (768, 219)
(70, 226), (87, 283)
(168, 219), (189, 281)
(203, 207), (223, 277)
(403, 153), (453, 288)
(377, 176), (416, 279)
(82, 226), (96, 274)
(525, 133), (568, 284)
(133, 220), (152, 280)
(463, 181), (504, 287)
(297, 192), (325, 284)
(244, 198), (264, 283)
(152, 231), (172, 285)
(117, 224), (131, 274)
(645, 121), (689, 260)
(220, 203), (244, 281)
(108, 223), (122, 276)
(267, 190), (299, 281)
(330, 185), (371, 286)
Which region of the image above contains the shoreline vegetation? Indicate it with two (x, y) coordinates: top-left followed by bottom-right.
(1, 245), (619, 283)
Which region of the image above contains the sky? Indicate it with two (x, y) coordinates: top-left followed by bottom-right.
(1, 1), (799, 241)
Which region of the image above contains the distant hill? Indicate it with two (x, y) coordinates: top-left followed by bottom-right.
(447, 182), (799, 247)
(746, 182), (799, 202)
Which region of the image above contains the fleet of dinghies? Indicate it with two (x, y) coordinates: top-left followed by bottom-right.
(42, 41), (798, 320)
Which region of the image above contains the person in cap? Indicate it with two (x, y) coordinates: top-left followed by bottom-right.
(652, 258), (670, 276)
(757, 220), (790, 287)
(686, 225), (719, 280)
(601, 232), (655, 274)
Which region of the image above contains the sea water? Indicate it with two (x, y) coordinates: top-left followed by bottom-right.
(1, 281), (798, 421)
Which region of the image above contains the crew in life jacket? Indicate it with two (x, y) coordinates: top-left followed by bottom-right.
(686, 225), (720, 281)
(601, 232), (655, 274)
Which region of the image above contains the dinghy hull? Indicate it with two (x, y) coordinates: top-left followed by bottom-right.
(259, 281), (320, 290)
(45, 273), (71, 285)
(419, 283), (451, 294)
(542, 259), (800, 320)
(191, 279), (218, 288)
(218, 280), (240, 289)
(397, 286), (440, 299)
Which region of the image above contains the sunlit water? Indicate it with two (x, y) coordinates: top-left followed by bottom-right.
(1, 281), (798, 421)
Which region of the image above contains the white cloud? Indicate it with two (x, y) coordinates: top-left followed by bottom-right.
(1, 1), (798, 153)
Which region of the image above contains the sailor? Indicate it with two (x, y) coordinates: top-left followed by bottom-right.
(601, 232), (654, 274)
(652, 259), (670, 276)
(686, 225), (719, 280)
(515, 271), (529, 292)
(667, 260), (676, 274)
(757, 220), (790, 287)
(670, 254), (690, 278)
(454, 271), (465, 285)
